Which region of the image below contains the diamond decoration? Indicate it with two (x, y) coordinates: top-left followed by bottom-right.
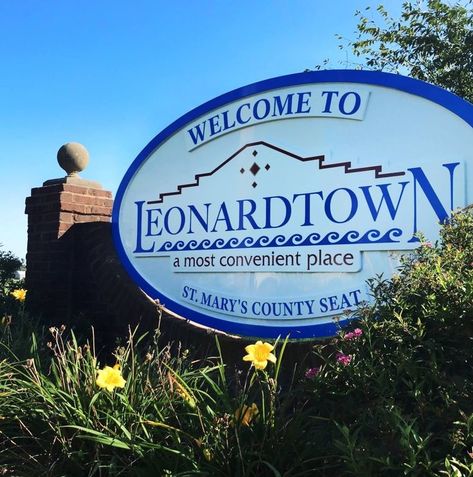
(238, 151), (269, 188)
(250, 162), (260, 176)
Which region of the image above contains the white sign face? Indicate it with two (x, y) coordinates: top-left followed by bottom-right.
(113, 71), (473, 338)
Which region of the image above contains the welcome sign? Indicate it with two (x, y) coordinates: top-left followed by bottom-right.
(113, 70), (473, 338)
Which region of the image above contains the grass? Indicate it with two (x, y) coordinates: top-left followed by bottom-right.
(0, 210), (472, 476)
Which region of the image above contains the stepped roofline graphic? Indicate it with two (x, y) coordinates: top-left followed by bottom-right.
(147, 141), (405, 205)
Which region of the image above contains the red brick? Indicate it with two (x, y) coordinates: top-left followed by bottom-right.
(89, 205), (112, 215)
(70, 194), (87, 205)
(25, 270), (50, 281)
(29, 261), (51, 271)
(62, 184), (90, 195)
(40, 231), (60, 241)
(40, 212), (61, 223)
(31, 184), (63, 196)
(27, 241), (52, 253)
(72, 194), (101, 205)
(58, 212), (74, 224)
(58, 192), (74, 204)
(28, 192), (61, 204)
(49, 260), (71, 272)
(73, 214), (110, 223)
(59, 202), (86, 214)
(29, 223), (60, 234)
(26, 202), (61, 215)
(58, 222), (73, 234)
(86, 188), (113, 198)
(92, 197), (113, 207)
(72, 214), (93, 223)
(25, 180), (119, 327)
(45, 249), (69, 259)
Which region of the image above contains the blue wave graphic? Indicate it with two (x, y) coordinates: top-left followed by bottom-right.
(157, 228), (403, 252)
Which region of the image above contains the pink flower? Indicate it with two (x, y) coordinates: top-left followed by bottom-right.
(343, 328), (362, 341)
(336, 352), (352, 366)
(421, 241), (433, 248)
(305, 366), (321, 379)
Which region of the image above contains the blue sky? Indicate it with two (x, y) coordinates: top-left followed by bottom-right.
(0, 0), (401, 259)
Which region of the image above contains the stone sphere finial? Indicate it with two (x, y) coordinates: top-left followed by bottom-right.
(57, 142), (89, 177)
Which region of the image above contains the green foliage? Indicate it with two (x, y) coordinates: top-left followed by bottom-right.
(0, 246), (24, 318)
(345, 0), (473, 102)
(0, 327), (311, 476)
(0, 211), (472, 475)
(305, 210), (473, 475)
(0, 248), (22, 288)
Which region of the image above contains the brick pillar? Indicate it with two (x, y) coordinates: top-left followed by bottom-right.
(24, 143), (113, 324)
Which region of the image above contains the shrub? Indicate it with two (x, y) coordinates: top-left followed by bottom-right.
(0, 327), (311, 476)
(305, 210), (473, 475)
(0, 211), (471, 476)
(0, 247), (24, 318)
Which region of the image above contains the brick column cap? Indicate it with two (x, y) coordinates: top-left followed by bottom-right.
(43, 175), (103, 189)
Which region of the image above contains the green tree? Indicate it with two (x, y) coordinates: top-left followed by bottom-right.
(0, 247), (24, 315)
(346, 0), (473, 102)
(0, 247), (22, 288)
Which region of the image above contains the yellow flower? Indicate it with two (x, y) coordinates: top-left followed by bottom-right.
(243, 341), (276, 370)
(234, 403), (259, 426)
(96, 364), (126, 392)
(168, 373), (196, 408)
(11, 289), (26, 302)
(202, 448), (213, 461)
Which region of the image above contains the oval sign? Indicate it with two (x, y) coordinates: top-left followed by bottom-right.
(113, 70), (473, 339)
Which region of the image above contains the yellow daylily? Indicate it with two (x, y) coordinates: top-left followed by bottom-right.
(11, 289), (26, 302)
(234, 403), (259, 426)
(96, 364), (126, 392)
(202, 448), (213, 461)
(168, 373), (196, 408)
(243, 341), (276, 370)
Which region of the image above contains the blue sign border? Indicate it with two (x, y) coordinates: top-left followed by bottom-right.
(112, 70), (473, 339)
